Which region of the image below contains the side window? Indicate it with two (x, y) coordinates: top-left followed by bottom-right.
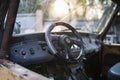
(115, 13), (120, 44)
(104, 11), (120, 44)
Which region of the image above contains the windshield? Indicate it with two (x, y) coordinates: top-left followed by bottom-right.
(14, 0), (114, 35)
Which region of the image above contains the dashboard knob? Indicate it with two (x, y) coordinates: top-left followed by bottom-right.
(29, 48), (35, 55)
(21, 50), (26, 55)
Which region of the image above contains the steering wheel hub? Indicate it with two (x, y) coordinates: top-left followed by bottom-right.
(65, 37), (71, 44)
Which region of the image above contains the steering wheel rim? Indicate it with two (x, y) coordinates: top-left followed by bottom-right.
(45, 22), (84, 61)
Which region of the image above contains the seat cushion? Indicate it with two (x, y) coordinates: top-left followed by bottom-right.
(108, 62), (120, 80)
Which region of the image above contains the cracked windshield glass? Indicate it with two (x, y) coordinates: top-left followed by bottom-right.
(13, 0), (112, 35)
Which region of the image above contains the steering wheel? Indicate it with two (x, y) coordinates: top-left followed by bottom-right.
(45, 22), (84, 62)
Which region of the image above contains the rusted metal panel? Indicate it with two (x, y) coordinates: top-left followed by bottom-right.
(0, 64), (24, 80)
(0, 0), (9, 48)
(1, 0), (20, 55)
(0, 59), (49, 80)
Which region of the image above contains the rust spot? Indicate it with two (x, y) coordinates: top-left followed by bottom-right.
(0, 64), (24, 80)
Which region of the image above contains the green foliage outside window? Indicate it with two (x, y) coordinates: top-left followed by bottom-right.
(18, 0), (41, 13)
(17, 0), (109, 19)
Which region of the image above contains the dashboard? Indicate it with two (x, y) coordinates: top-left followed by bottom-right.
(9, 32), (101, 65)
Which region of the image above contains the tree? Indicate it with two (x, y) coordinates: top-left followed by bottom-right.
(18, 0), (41, 13)
(42, 0), (108, 19)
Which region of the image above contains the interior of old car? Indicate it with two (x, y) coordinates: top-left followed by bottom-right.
(0, 0), (120, 80)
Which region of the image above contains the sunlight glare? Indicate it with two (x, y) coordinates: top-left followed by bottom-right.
(53, 0), (69, 18)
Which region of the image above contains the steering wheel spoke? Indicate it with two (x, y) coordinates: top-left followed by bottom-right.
(71, 38), (82, 46)
(65, 47), (70, 60)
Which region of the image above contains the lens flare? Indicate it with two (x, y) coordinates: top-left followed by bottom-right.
(52, 0), (69, 18)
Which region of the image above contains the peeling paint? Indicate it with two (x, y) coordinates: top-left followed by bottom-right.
(0, 65), (24, 80)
